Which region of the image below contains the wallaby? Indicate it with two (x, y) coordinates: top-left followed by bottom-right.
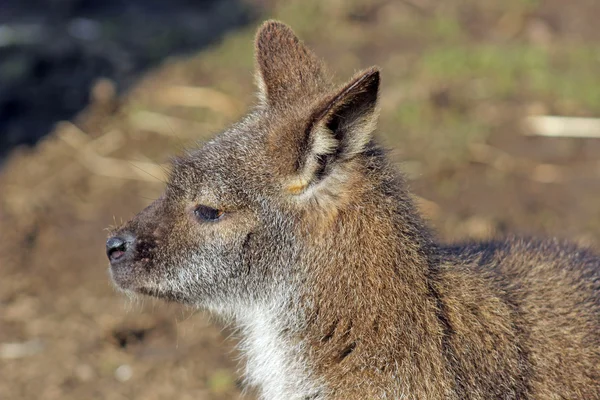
(106, 21), (600, 399)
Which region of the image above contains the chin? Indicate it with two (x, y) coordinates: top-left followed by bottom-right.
(108, 264), (138, 291)
(135, 286), (195, 305)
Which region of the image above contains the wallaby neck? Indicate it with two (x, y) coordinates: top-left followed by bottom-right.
(237, 185), (451, 398)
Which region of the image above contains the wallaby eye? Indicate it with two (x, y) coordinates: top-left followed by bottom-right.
(194, 205), (224, 222)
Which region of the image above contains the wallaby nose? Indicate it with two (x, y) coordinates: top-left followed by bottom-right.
(106, 236), (130, 262)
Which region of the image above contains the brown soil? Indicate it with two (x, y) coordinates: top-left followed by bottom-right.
(1, 1), (599, 399)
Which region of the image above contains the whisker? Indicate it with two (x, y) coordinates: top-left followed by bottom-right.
(129, 162), (167, 184)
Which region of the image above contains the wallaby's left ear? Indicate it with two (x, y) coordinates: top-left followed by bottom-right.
(255, 20), (329, 108)
(291, 67), (380, 192)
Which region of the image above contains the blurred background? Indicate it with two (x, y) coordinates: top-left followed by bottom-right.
(1, 0), (600, 398)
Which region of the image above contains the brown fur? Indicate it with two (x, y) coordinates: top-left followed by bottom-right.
(107, 21), (600, 399)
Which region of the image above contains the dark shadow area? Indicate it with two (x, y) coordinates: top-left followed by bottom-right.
(0, 0), (257, 163)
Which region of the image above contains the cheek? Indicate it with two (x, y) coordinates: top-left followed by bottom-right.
(191, 218), (258, 268)
(132, 218), (182, 269)
(140, 211), (259, 272)
(194, 227), (250, 264)
(191, 210), (259, 246)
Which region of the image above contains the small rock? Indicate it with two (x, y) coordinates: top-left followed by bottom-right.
(114, 364), (133, 382)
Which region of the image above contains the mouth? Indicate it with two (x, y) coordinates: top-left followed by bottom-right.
(110, 248), (125, 257)
(109, 266), (193, 304)
(108, 254), (148, 292)
(137, 286), (192, 304)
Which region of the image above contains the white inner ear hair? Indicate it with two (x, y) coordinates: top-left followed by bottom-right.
(285, 124), (338, 196)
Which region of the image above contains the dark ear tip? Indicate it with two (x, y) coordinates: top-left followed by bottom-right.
(350, 67), (380, 94)
(364, 67), (380, 85)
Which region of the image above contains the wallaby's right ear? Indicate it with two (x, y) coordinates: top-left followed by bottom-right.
(254, 20), (329, 107)
(285, 67), (380, 198)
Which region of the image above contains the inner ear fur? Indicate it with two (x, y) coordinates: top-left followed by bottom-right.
(292, 67), (381, 190)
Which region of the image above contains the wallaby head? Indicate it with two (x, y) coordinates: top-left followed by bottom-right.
(107, 21), (428, 317)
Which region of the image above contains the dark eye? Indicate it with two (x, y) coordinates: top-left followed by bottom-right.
(194, 205), (224, 221)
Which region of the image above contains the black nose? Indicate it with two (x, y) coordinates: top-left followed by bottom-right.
(106, 236), (129, 261)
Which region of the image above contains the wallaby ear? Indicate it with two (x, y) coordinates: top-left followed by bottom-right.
(254, 20), (329, 107)
(288, 67), (380, 195)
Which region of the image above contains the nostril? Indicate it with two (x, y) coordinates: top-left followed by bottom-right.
(106, 236), (128, 261)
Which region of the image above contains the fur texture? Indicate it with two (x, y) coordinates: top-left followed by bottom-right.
(108, 21), (600, 399)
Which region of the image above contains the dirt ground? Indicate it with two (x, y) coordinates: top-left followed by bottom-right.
(1, 1), (600, 399)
